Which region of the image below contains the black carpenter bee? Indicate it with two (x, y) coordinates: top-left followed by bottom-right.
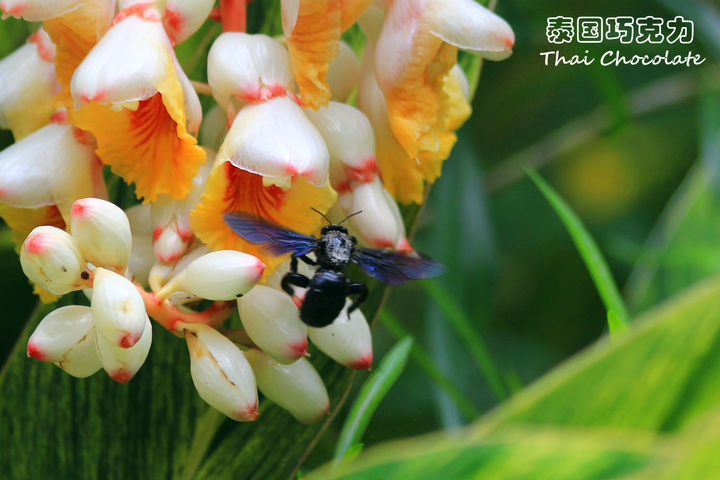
(223, 209), (445, 328)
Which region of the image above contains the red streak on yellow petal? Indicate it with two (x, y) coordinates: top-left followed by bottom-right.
(73, 92), (206, 202)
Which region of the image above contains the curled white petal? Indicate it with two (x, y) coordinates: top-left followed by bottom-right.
(96, 314), (152, 382)
(71, 198), (132, 271)
(425, 0), (515, 60)
(237, 285), (307, 364)
(71, 13), (173, 106)
(220, 96), (329, 187)
(245, 349), (329, 423)
(208, 33), (294, 111)
(165, 0), (215, 44)
(308, 300), (372, 369)
(91, 267), (147, 348)
(185, 324), (258, 421)
(0, 123), (98, 211)
(20, 226), (86, 295)
(0, 30), (58, 138)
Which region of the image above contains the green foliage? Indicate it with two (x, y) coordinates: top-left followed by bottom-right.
(311, 275), (720, 479)
(528, 169), (630, 331)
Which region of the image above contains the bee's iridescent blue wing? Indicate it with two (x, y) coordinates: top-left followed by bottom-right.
(353, 248), (446, 285)
(223, 212), (317, 256)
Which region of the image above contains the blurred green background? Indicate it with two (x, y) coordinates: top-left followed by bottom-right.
(2, 0), (720, 478)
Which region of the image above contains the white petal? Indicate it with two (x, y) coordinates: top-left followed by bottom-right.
(0, 0), (81, 20)
(71, 198), (132, 271)
(0, 123), (98, 210)
(71, 13), (173, 106)
(304, 101), (375, 190)
(27, 305), (94, 362)
(165, 0), (215, 44)
(449, 63), (469, 100)
(171, 250), (265, 301)
(20, 226), (87, 295)
(426, 0), (514, 60)
(174, 54), (203, 133)
(280, 0), (299, 36)
(327, 41), (359, 102)
(185, 324), (258, 421)
(220, 96), (329, 187)
(245, 349), (329, 423)
(0, 32), (58, 137)
(200, 105), (228, 151)
(338, 178), (404, 249)
(237, 285), (307, 364)
(91, 267), (147, 348)
(125, 204), (155, 285)
(96, 314), (152, 382)
(207, 33), (294, 111)
(308, 300), (372, 369)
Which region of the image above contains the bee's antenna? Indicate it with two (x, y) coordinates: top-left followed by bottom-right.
(339, 210), (363, 225)
(310, 207), (332, 225)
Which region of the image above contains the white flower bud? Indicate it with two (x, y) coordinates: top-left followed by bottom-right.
(20, 226), (87, 295)
(185, 324), (258, 421)
(304, 101), (376, 191)
(338, 178), (406, 249)
(0, 0), (83, 21)
(91, 268), (147, 348)
(153, 223), (190, 263)
(167, 250), (265, 301)
(245, 349), (329, 424)
(219, 96), (329, 188)
(164, 0), (215, 44)
(308, 300), (373, 369)
(96, 314), (152, 383)
(70, 198), (132, 271)
(207, 33), (294, 111)
(327, 41), (360, 102)
(237, 285), (307, 364)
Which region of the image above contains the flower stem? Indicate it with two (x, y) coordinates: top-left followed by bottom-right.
(219, 0), (246, 32)
(136, 285), (235, 333)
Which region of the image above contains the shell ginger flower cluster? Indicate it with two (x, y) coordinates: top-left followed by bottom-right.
(0, 0), (514, 424)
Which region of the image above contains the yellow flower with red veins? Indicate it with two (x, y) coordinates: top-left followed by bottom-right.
(191, 33), (336, 275)
(70, 3), (206, 202)
(281, 0), (371, 109)
(358, 0), (513, 203)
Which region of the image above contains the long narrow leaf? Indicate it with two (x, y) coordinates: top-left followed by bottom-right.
(379, 311), (479, 420)
(421, 279), (508, 399)
(333, 337), (414, 464)
(527, 169), (630, 331)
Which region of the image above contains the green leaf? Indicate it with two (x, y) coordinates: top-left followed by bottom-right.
(333, 337), (413, 464)
(379, 310), (479, 420)
(421, 279), (507, 400)
(528, 169), (630, 331)
(310, 275), (720, 479)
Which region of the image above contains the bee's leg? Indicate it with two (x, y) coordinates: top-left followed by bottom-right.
(299, 254), (317, 266)
(290, 256), (299, 273)
(281, 272), (309, 297)
(347, 282), (368, 316)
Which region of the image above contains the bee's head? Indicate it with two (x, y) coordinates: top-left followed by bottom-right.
(321, 224), (348, 236)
